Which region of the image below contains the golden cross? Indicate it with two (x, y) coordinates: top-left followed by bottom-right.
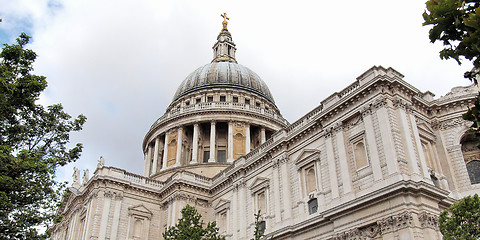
(221, 13), (229, 30)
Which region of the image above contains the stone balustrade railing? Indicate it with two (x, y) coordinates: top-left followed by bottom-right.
(96, 167), (165, 188)
(151, 102), (289, 130)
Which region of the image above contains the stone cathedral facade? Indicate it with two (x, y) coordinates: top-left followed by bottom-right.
(50, 18), (480, 240)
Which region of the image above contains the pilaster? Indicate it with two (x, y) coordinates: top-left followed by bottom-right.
(325, 130), (340, 199)
(362, 107), (383, 181)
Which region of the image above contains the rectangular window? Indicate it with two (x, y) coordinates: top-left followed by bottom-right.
(245, 99), (250, 105)
(233, 96), (238, 103)
(220, 96), (226, 102)
(259, 221), (266, 235)
(196, 98), (201, 104)
(308, 198), (318, 214)
(217, 150), (226, 163)
(207, 96), (214, 102)
(203, 151), (210, 163)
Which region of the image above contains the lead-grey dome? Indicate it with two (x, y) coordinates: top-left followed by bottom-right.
(172, 62), (275, 104)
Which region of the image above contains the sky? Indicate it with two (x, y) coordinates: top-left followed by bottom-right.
(0, 0), (474, 184)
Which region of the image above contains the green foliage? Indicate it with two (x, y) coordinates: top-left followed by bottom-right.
(439, 194), (480, 239)
(462, 94), (480, 144)
(251, 210), (272, 240)
(163, 204), (225, 240)
(423, 0), (480, 147)
(423, 0), (480, 82)
(0, 33), (86, 239)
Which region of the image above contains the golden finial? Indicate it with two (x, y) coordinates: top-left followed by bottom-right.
(221, 13), (229, 30)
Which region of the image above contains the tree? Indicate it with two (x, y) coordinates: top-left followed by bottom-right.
(0, 33), (86, 239)
(251, 210), (272, 240)
(423, 0), (480, 146)
(439, 194), (480, 239)
(163, 204), (225, 240)
(423, 0), (480, 82)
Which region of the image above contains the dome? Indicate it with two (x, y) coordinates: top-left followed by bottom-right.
(172, 62), (275, 104)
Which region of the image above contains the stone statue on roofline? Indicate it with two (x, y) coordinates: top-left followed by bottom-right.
(82, 169), (89, 185)
(97, 156), (105, 169)
(72, 167), (81, 188)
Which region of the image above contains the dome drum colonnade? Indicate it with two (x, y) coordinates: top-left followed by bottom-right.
(142, 14), (288, 178)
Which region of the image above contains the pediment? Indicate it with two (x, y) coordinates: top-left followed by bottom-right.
(249, 177), (269, 193)
(294, 149), (320, 168)
(214, 199), (230, 212)
(417, 121), (436, 140)
(128, 204), (152, 219)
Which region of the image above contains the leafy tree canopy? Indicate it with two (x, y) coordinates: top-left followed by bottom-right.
(163, 204), (225, 240)
(423, 0), (480, 82)
(0, 33), (86, 239)
(424, 0), (480, 146)
(439, 194), (480, 240)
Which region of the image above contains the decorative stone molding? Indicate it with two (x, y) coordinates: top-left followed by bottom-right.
(343, 114), (363, 130)
(392, 98), (413, 113)
(372, 96), (388, 110)
(161, 192), (211, 209)
(249, 177), (270, 194)
(431, 117), (471, 130)
(273, 153), (289, 168)
(330, 224), (380, 240)
(377, 211), (413, 235)
(128, 204), (152, 220)
(294, 149), (320, 170)
(361, 105), (373, 117)
(418, 212), (439, 230)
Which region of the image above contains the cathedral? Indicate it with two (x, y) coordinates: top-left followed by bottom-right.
(50, 15), (480, 240)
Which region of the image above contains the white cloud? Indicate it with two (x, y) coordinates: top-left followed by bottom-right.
(1, 0), (473, 184)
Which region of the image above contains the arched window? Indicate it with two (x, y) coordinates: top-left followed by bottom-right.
(133, 219), (143, 239)
(461, 134), (480, 184)
(354, 141), (368, 169)
(257, 192), (266, 215)
(305, 167), (316, 194)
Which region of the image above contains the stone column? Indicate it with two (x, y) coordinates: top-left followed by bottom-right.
(409, 112), (430, 178)
(363, 111), (383, 181)
(239, 181), (247, 238)
(176, 127), (183, 167)
(326, 134), (340, 199)
(314, 159), (325, 211)
(209, 121), (216, 162)
(228, 121), (233, 162)
(281, 157), (293, 222)
(83, 192), (97, 240)
(98, 192), (112, 240)
(152, 137), (160, 175)
(109, 194), (123, 240)
(272, 161), (282, 223)
(335, 126), (353, 194)
(245, 123), (251, 154)
(260, 127), (266, 144)
(192, 123), (199, 163)
(143, 146), (151, 177)
(397, 106), (421, 176)
(232, 187), (238, 239)
(162, 134), (168, 169)
(376, 106), (399, 175)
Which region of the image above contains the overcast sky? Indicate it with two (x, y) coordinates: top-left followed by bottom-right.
(0, 0), (474, 184)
